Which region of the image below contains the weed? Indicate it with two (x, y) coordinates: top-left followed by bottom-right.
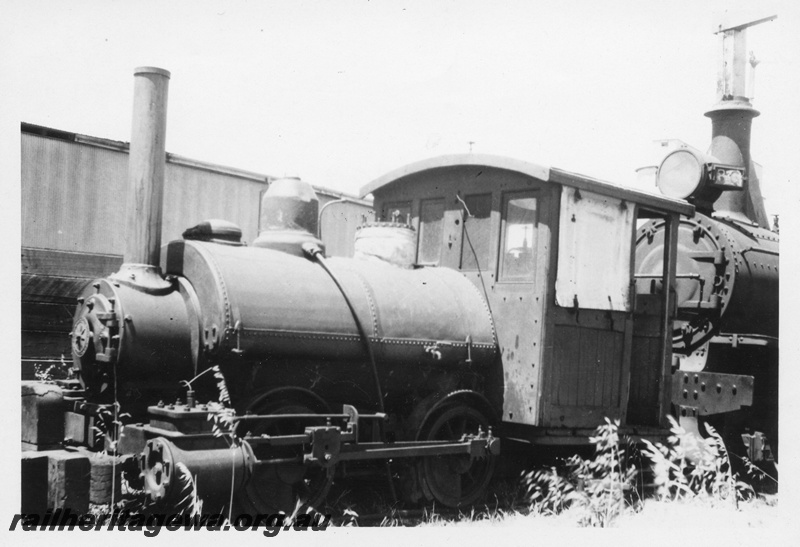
(521, 416), (769, 527)
(34, 356), (75, 382)
(174, 462), (205, 517)
(641, 416), (754, 506)
(522, 465), (579, 516)
(522, 418), (640, 527)
(740, 455), (778, 487)
(203, 365), (241, 520)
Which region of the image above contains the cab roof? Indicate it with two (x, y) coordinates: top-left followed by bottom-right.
(360, 153), (694, 217)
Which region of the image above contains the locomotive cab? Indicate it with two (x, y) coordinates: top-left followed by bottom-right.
(361, 154), (694, 443)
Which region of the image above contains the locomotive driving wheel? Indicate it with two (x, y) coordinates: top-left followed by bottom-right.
(235, 397), (334, 515)
(418, 402), (496, 508)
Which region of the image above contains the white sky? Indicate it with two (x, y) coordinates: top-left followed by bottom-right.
(3, 0), (799, 218)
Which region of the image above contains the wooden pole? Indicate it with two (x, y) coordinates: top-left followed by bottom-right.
(125, 67), (170, 267)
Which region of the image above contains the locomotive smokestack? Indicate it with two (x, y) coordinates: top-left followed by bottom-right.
(125, 66), (171, 267)
(704, 16), (774, 228)
(704, 100), (759, 224)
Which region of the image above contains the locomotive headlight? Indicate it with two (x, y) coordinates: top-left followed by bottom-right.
(656, 149), (705, 199)
(656, 148), (746, 203)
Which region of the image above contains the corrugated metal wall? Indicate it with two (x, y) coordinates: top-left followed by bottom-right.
(22, 135), (130, 254)
(22, 133), (371, 253)
(162, 161), (264, 244)
(319, 200), (374, 258)
(21, 134), (268, 251)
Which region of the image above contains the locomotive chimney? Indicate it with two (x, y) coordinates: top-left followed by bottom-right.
(124, 67), (171, 269)
(704, 16), (774, 228)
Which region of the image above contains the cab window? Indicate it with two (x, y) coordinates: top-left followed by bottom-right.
(459, 194), (492, 270)
(500, 192), (538, 281)
(418, 198), (445, 264)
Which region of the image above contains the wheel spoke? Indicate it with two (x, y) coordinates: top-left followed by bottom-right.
(418, 401), (496, 508)
(236, 398), (333, 515)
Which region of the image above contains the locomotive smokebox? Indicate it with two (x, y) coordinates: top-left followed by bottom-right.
(253, 177), (325, 255)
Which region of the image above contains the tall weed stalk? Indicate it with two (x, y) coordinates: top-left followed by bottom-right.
(641, 416), (754, 506)
(523, 418), (636, 527)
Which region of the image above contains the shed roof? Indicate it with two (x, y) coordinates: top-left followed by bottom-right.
(360, 153), (693, 217)
(21, 122), (370, 205)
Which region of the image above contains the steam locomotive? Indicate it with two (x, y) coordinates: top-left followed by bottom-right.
(67, 152), (694, 514)
(22, 20), (778, 516)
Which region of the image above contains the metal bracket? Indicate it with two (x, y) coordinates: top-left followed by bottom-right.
(230, 320), (243, 355)
(688, 250), (725, 265)
(342, 404), (360, 442)
(304, 426), (342, 468)
(741, 431), (772, 463)
(710, 333), (777, 348)
(672, 371), (754, 415)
